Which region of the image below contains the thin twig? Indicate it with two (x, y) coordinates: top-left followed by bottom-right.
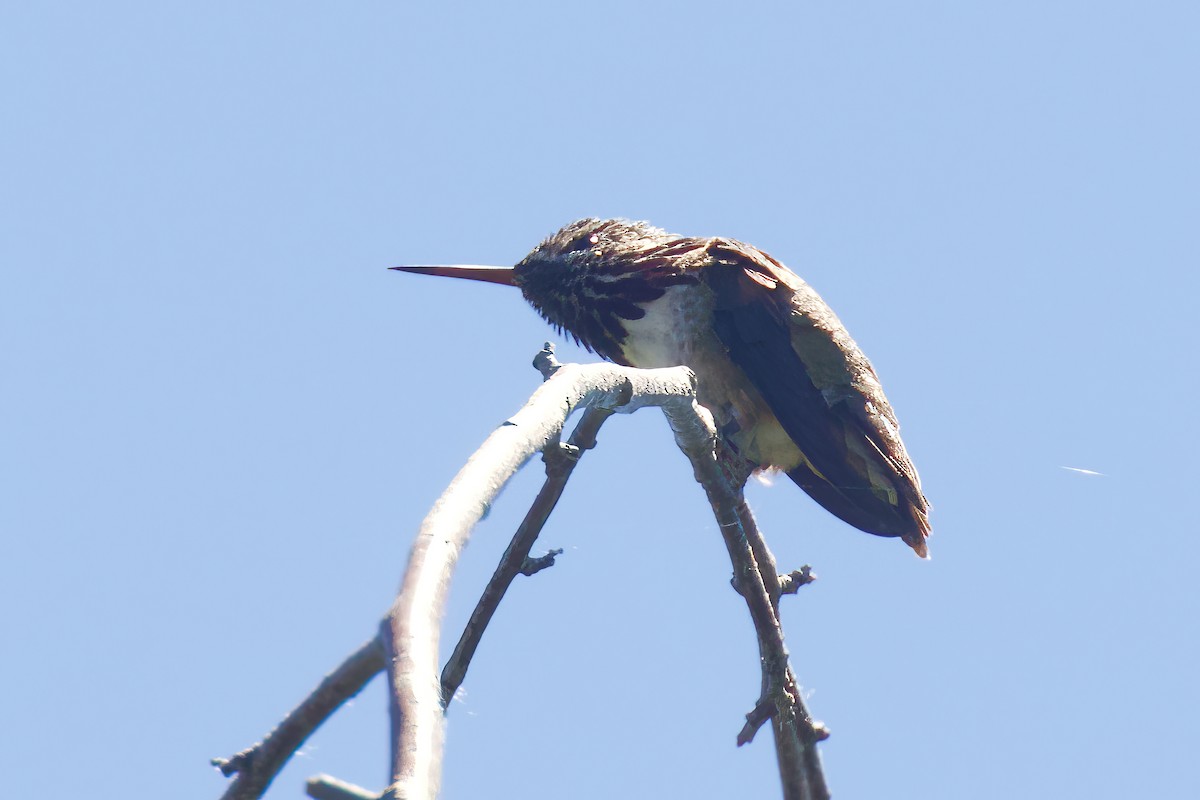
(213, 637), (385, 800)
(440, 404), (616, 706)
(656, 391), (830, 800)
(734, 485), (783, 609)
(732, 502), (828, 800)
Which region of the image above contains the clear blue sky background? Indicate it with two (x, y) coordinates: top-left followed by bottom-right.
(3, 2), (1197, 798)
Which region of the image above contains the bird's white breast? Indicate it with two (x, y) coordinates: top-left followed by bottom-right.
(618, 285), (708, 369)
(619, 285), (803, 471)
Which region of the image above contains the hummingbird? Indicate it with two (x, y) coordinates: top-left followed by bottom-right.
(394, 218), (931, 557)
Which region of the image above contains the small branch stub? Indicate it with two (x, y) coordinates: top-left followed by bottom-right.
(520, 548), (564, 576)
(779, 566), (817, 595)
(306, 774), (377, 800)
(533, 342), (562, 380)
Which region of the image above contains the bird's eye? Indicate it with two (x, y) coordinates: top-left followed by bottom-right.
(561, 234), (596, 254)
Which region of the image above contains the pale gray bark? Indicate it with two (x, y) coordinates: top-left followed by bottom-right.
(215, 345), (828, 800)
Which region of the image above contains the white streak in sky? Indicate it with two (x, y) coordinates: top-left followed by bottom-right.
(1060, 466), (1104, 476)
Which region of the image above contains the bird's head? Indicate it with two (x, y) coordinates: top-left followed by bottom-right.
(393, 218), (687, 360)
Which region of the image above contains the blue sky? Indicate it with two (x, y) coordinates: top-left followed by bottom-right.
(3, 2), (1198, 798)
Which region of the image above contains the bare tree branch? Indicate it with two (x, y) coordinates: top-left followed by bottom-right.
(440, 404), (615, 706)
(215, 348), (830, 800)
(212, 637), (385, 800)
(378, 357), (700, 800)
(656, 394), (831, 800)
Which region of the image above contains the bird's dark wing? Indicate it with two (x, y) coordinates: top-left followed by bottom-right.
(702, 238), (930, 555)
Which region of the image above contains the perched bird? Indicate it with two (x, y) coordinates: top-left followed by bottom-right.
(394, 219), (931, 557)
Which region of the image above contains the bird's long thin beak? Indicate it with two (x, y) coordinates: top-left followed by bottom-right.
(390, 264), (517, 287)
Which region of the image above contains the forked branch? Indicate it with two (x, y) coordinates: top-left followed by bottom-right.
(379, 350), (703, 800)
(214, 345), (828, 800)
(440, 403), (615, 706)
